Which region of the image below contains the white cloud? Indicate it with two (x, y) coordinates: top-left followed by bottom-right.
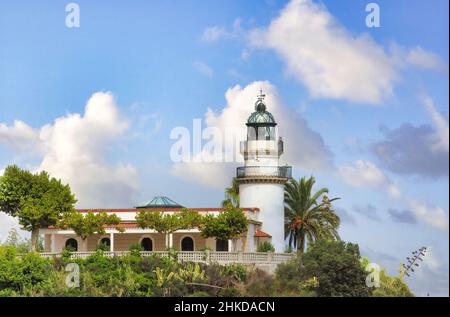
(0, 92), (139, 208)
(406, 46), (448, 71)
(248, 0), (397, 104)
(171, 80), (333, 188)
(193, 61), (214, 78)
(0, 120), (42, 154)
(0, 213), (29, 241)
(201, 26), (228, 42)
(407, 199), (448, 231)
(422, 96), (449, 153)
(338, 160), (401, 199)
(201, 19), (243, 42)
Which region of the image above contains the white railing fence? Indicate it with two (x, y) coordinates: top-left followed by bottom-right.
(39, 251), (295, 265)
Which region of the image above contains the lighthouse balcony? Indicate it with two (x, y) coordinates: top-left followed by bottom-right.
(236, 166), (292, 179)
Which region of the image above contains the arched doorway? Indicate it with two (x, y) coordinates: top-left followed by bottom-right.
(99, 237), (111, 251)
(181, 236), (194, 251)
(141, 237), (153, 251)
(65, 238), (78, 251)
(216, 239), (229, 251)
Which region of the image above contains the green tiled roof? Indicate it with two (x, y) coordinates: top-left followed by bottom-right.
(246, 100), (276, 125)
(136, 196), (184, 209)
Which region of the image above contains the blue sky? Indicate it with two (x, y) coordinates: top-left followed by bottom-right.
(0, 0), (448, 296)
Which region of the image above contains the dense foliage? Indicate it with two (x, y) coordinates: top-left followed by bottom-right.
(301, 240), (371, 296)
(0, 239), (414, 297)
(200, 205), (248, 249)
(0, 165), (77, 250)
(59, 211), (124, 241)
(256, 241), (275, 252)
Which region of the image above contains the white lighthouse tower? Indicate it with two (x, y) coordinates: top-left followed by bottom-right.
(237, 91), (292, 252)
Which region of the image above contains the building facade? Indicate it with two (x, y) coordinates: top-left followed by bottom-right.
(40, 93), (291, 253)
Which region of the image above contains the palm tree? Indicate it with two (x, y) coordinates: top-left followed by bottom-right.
(221, 177), (240, 208)
(284, 176), (340, 253)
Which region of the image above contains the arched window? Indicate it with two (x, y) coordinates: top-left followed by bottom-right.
(65, 238), (78, 251)
(141, 237), (153, 251)
(181, 237), (194, 251)
(216, 239), (229, 252)
(99, 237), (111, 251)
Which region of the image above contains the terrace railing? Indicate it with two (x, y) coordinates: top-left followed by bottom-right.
(39, 251), (295, 265)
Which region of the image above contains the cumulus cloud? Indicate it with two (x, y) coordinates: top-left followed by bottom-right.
(371, 97), (449, 178)
(338, 160), (401, 199)
(0, 120), (42, 154)
(248, 0), (397, 104)
(193, 61), (214, 78)
(171, 80), (333, 188)
(0, 213), (29, 241)
(0, 92), (139, 208)
(407, 199), (448, 231)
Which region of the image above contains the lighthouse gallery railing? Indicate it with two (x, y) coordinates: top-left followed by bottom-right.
(236, 166), (292, 179)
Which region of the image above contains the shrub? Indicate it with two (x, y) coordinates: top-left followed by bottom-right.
(187, 291), (210, 297)
(222, 263), (247, 283)
(275, 256), (305, 292)
(243, 268), (275, 296)
(128, 243), (143, 257)
(257, 241), (275, 253)
(218, 287), (241, 297)
(303, 240), (372, 297)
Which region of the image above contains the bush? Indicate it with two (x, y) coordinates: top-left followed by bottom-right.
(0, 247), (51, 294)
(222, 263), (247, 283)
(275, 256), (305, 292)
(218, 287), (241, 297)
(243, 268), (275, 296)
(303, 240), (372, 297)
(257, 241), (275, 253)
(128, 243), (143, 257)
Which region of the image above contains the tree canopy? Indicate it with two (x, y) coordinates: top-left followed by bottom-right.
(0, 165), (77, 251)
(136, 209), (202, 234)
(200, 205), (248, 242)
(59, 211), (124, 241)
(284, 176), (340, 253)
(302, 240), (371, 297)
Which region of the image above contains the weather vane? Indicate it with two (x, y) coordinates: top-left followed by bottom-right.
(257, 88), (266, 102)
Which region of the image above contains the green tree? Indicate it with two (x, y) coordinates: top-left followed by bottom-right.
(0, 165), (77, 251)
(59, 211), (124, 249)
(284, 176), (340, 253)
(221, 178), (239, 208)
(136, 208), (201, 248)
(2, 228), (31, 253)
(361, 258), (414, 297)
(372, 269), (414, 297)
(200, 205), (248, 251)
(303, 240), (371, 297)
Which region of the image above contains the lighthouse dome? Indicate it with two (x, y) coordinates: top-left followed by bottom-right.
(247, 101), (276, 125)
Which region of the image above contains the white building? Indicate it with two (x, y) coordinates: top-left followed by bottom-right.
(40, 93), (291, 254)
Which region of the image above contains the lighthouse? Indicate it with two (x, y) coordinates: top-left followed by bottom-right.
(237, 91), (292, 252)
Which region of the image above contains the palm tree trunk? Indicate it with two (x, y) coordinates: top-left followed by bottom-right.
(298, 235), (306, 254)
